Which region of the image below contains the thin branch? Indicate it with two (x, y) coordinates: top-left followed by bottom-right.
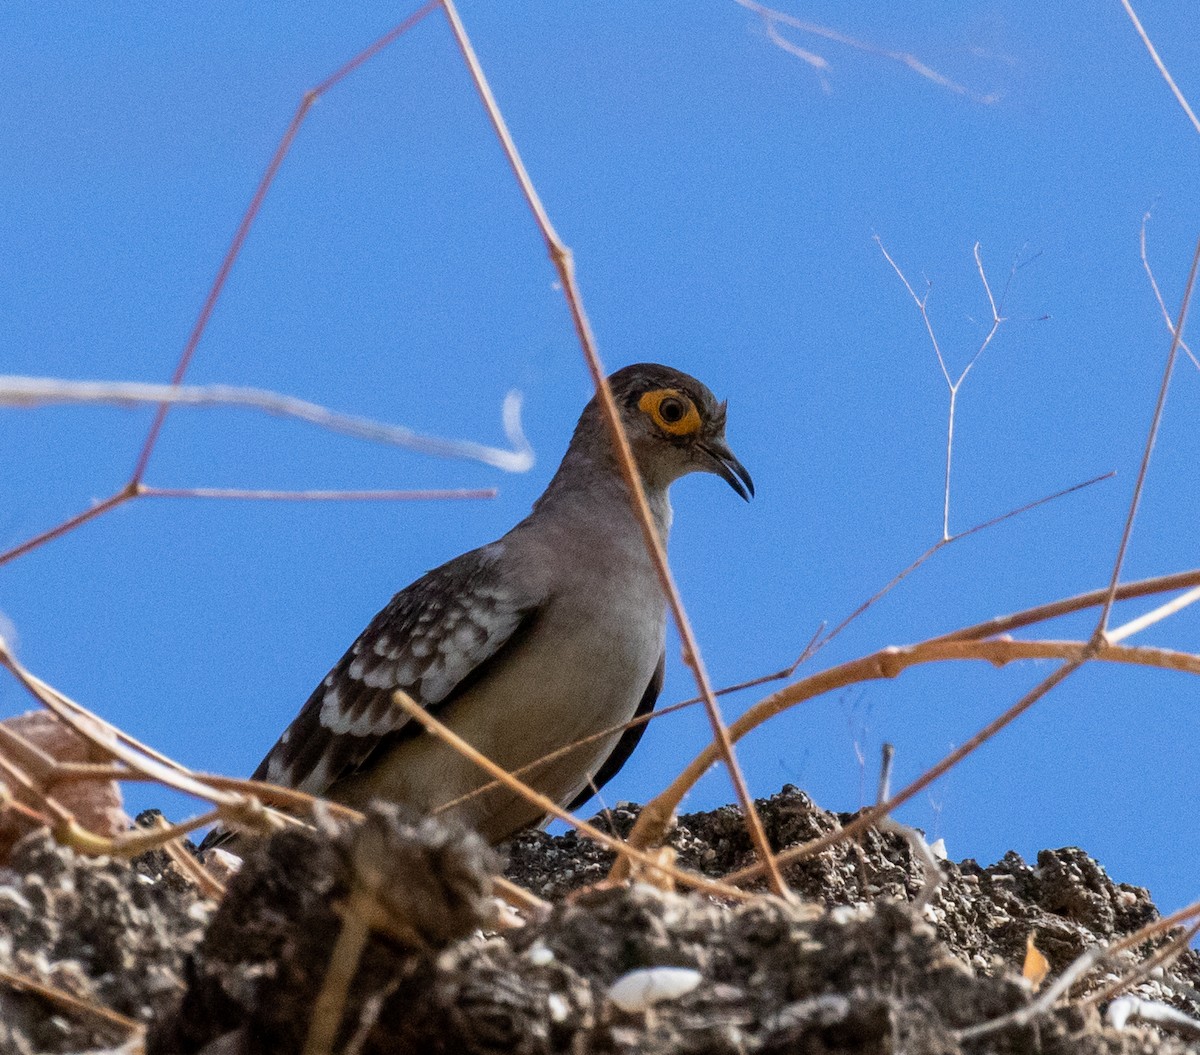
(1095, 237), (1200, 637)
(960, 897), (1200, 1041)
(734, 0), (999, 103)
(0, 967), (142, 1036)
(956, 945), (1109, 1040)
(1080, 919), (1200, 1008)
(724, 658), (1086, 887)
(1141, 211), (1200, 371)
(1, 1), (475, 566)
(1108, 583), (1200, 643)
(1118, 0), (1200, 137)
(441, 0), (790, 898)
(810, 471), (1113, 658)
(623, 633), (1200, 861)
(931, 567), (1200, 644)
(145, 813), (227, 899)
(0, 485), (136, 568)
(2, 376), (532, 472)
(763, 19), (831, 92)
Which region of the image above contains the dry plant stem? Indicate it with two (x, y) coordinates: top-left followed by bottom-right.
(1108, 896), (1200, 961)
(0, 966), (142, 1036)
(76, 808), (228, 860)
(1, 377), (532, 472)
(1, 643), (548, 915)
(1, 797), (53, 828)
(956, 944), (1109, 1041)
(810, 471), (1113, 658)
(763, 19), (830, 84)
(148, 813), (227, 900)
(931, 566), (1200, 644)
(0, 721), (62, 784)
(439, 0), (788, 899)
(0, 754), (75, 830)
(1094, 237), (1200, 637)
(303, 888), (373, 1055)
(727, 657), (1084, 887)
(1107, 583), (1200, 643)
(1, 643), (244, 809)
(1119, 0), (1200, 136)
(1142, 212), (1200, 371)
(1081, 920), (1200, 1009)
(961, 899), (1200, 1041)
(627, 631), (1200, 872)
(44, 763), (364, 831)
(733, 0), (996, 102)
(391, 690), (754, 903)
(0, 484), (136, 567)
(28, 667), (196, 775)
(0, 640), (306, 851)
(873, 744), (942, 910)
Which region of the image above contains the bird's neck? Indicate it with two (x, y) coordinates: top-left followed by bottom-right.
(532, 437), (674, 544)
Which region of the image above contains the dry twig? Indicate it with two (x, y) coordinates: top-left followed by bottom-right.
(0, 376), (532, 471)
(734, 0), (999, 103)
(1118, 0), (1200, 137)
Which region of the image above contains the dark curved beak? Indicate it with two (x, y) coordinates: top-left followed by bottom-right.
(699, 437), (755, 501)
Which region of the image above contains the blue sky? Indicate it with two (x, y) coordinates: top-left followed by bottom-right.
(3, 3), (1199, 913)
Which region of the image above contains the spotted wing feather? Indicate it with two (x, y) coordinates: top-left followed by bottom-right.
(254, 542), (533, 798)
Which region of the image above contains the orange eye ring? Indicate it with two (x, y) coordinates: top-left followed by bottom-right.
(638, 389), (702, 436)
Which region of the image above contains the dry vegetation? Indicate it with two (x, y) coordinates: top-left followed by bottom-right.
(2, 1), (1200, 1052)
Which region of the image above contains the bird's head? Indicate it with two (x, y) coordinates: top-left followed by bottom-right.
(601, 363), (754, 500)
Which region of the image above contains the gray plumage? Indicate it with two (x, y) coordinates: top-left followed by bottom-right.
(206, 363), (752, 848)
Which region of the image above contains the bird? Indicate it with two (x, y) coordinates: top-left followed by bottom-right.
(204, 363), (752, 850)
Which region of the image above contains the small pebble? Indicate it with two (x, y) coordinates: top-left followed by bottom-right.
(608, 966), (702, 1012)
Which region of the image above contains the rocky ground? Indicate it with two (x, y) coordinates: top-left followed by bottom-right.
(1, 787), (1198, 1054)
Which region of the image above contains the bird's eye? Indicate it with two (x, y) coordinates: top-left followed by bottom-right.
(658, 398), (685, 423)
(638, 388), (702, 436)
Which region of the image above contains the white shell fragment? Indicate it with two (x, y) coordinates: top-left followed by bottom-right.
(525, 941), (555, 966)
(929, 838), (948, 861)
(1107, 996), (1200, 1039)
(202, 848), (243, 884)
(608, 966), (703, 1013)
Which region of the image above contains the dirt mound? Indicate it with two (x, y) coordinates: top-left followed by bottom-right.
(1, 788), (1197, 1054)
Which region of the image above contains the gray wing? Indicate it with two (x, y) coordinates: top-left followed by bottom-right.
(254, 541), (536, 798)
(566, 650), (664, 812)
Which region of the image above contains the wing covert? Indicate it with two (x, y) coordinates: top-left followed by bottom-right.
(255, 542), (534, 797)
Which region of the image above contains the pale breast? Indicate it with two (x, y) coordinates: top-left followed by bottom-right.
(335, 550), (666, 842)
